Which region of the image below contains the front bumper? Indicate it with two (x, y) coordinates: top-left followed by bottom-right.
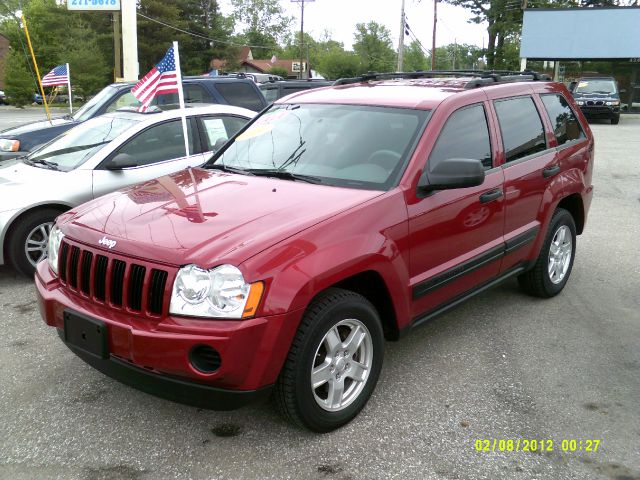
(578, 105), (619, 118)
(36, 262), (302, 410)
(0, 151), (28, 163)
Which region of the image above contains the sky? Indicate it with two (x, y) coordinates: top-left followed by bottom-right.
(220, 0), (489, 52)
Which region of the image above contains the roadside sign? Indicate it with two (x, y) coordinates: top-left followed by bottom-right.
(67, 0), (121, 11)
(292, 62), (307, 73)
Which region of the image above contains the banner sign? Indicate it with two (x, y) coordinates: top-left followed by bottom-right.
(67, 0), (121, 11)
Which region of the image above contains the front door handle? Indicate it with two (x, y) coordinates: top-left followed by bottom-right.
(543, 165), (561, 178)
(479, 188), (503, 204)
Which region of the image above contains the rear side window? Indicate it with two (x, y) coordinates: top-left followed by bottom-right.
(215, 82), (264, 111)
(494, 96), (546, 163)
(540, 94), (585, 146)
(200, 116), (250, 150)
(260, 86), (279, 103)
(155, 84), (213, 106)
(429, 104), (493, 171)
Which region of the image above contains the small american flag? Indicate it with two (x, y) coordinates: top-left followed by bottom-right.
(131, 46), (179, 112)
(41, 64), (69, 87)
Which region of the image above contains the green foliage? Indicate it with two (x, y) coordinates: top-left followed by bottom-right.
(353, 22), (396, 73)
(4, 49), (35, 107)
(268, 66), (289, 77)
(403, 42), (428, 72)
(230, 0), (292, 59)
(316, 50), (361, 80)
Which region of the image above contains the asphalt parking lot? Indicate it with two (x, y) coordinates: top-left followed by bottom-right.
(0, 108), (638, 480)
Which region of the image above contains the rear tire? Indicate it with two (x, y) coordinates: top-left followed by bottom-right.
(7, 208), (61, 277)
(275, 288), (384, 432)
(518, 208), (576, 298)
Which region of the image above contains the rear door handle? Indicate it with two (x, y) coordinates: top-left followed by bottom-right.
(543, 165), (561, 178)
(479, 188), (503, 204)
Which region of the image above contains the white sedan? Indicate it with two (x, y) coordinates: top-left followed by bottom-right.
(0, 104), (255, 276)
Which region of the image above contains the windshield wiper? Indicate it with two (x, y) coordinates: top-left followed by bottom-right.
(24, 158), (60, 170)
(247, 169), (322, 184)
(207, 164), (254, 175)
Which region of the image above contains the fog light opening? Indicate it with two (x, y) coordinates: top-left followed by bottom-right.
(189, 345), (221, 374)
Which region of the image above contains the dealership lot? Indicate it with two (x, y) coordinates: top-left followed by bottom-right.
(0, 109), (638, 479)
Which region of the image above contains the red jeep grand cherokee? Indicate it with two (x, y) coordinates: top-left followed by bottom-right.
(36, 71), (594, 432)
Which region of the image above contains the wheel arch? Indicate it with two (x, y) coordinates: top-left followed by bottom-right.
(1, 203), (72, 265)
(556, 193), (585, 234)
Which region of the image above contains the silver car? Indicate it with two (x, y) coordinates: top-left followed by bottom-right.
(0, 104), (255, 276)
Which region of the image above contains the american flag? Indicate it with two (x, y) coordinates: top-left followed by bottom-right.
(41, 64), (69, 87)
(131, 46), (179, 112)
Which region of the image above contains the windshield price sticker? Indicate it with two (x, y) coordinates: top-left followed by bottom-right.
(67, 0), (120, 11)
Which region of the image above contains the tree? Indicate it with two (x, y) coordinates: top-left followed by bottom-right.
(229, 0), (292, 60)
(317, 50), (361, 79)
(4, 49), (35, 107)
(353, 22), (396, 73)
(403, 41), (429, 71)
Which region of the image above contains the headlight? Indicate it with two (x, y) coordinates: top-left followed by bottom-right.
(605, 101), (619, 106)
(47, 225), (64, 276)
(0, 139), (20, 152)
(170, 264), (264, 319)
(576, 101), (584, 106)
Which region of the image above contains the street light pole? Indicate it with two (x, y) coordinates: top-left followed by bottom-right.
(431, 0), (437, 70)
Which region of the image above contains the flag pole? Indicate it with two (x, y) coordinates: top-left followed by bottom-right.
(21, 14), (52, 123)
(172, 41), (189, 159)
(66, 63), (73, 114)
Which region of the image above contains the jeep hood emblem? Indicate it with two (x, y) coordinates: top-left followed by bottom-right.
(98, 236), (117, 249)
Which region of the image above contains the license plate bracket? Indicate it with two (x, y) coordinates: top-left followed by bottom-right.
(63, 310), (108, 359)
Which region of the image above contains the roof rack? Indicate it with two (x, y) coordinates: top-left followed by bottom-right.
(332, 70), (552, 89)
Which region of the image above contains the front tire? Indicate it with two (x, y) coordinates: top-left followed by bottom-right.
(518, 208), (576, 298)
(7, 208), (61, 277)
(275, 288), (384, 432)
(611, 114), (620, 125)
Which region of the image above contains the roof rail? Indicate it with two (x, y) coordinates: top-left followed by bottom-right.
(332, 70), (552, 89)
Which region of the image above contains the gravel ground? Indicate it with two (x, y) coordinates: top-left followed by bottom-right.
(0, 110), (638, 480)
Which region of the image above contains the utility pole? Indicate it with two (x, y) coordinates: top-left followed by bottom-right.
(299, 0), (305, 79)
(397, 0), (406, 72)
(431, 0), (437, 70)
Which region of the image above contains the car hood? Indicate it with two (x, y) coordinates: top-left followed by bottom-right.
(0, 160), (60, 185)
(61, 168), (383, 267)
(572, 92), (619, 99)
(0, 117), (74, 136)
(0, 161), (70, 213)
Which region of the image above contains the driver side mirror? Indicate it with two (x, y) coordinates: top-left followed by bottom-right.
(418, 158), (485, 193)
(103, 153), (138, 170)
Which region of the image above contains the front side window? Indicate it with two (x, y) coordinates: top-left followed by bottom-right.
(27, 116), (140, 170)
(541, 94), (585, 146)
(105, 92), (142, 113)
(494, 96), (546, 163)
(109, 120), (195, 167)
(212, 104), (430, 190)
(259, 86), (279, 103)
(428, 104), (493, 171)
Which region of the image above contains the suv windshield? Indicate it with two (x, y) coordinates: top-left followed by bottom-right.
(211, 104), (429, 190)
(71, 85), (121, 122)
(574, 79), (617, 95)
(26, 115), (140, 171)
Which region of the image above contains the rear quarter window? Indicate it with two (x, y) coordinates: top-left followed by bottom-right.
(215, 82), (265, 111)
(540, 94), (585, 146)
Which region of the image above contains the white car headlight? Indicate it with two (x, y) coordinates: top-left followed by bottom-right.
(170, 264), (264, 319)
(576, 101), (584, 106)
(0, 139), (20, 152)
(47, 225), (64, 276)
(605, 101), (619, 106)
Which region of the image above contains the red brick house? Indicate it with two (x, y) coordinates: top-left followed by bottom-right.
(210, 47), (306, 78)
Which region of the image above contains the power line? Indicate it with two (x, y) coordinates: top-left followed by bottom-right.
(136, 12), (275, 50)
